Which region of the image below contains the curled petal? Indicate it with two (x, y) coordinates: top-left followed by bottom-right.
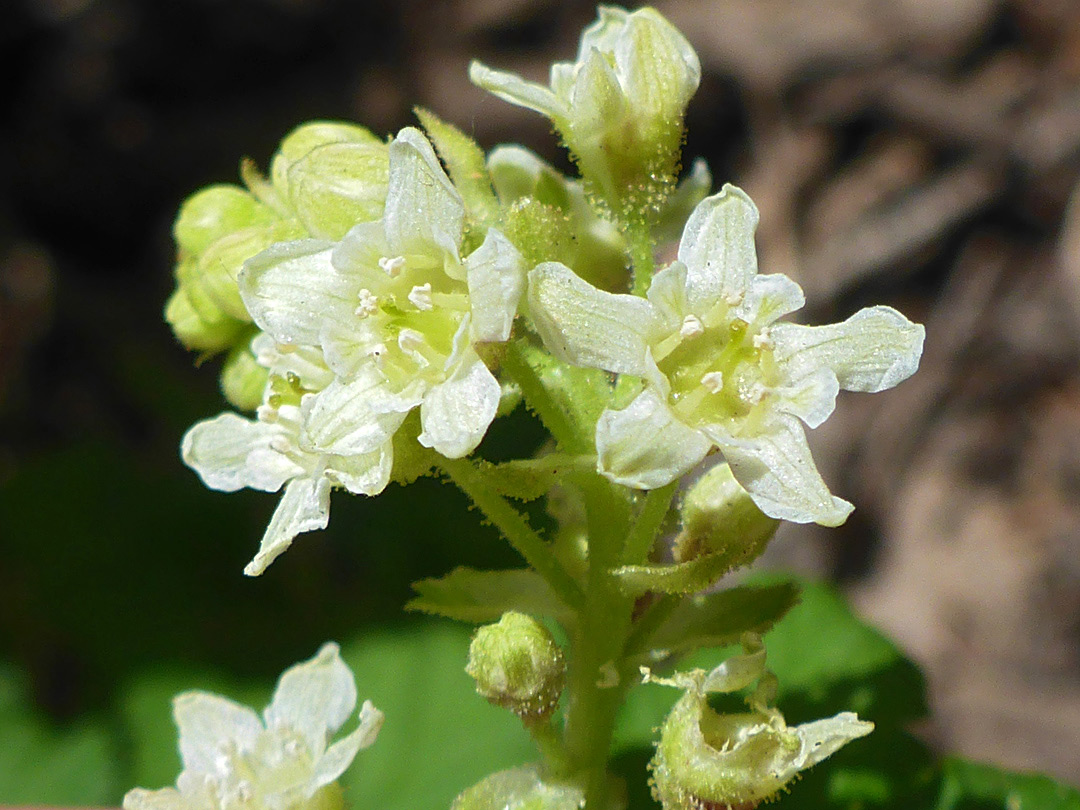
(244, 476), (331, 576)
(312, 700), (384, 790)
(771, 305), (925, 393)
(732, 273), (805, 328)
(466, 227), (526, 343)
(385, 127), (464, 259)
(418, 353), (501, 458)
(707, 415), (853, 527)
(677, 185), (759, 312)
(597, 388), (712, 489)
(327, 443), (393, 497)
(301, 372), (419, 457)
(173, 692), (262, 774)
(469, 61), (567, 120)
(182, 413), (302, 493)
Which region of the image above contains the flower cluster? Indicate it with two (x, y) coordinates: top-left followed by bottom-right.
(124, 643), (382, 810)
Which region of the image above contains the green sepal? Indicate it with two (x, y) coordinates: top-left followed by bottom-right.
(220, 338), (268, 411)
(652, 158), (712, 246)
(389, 411), (437, 486)
(164, 282), (245, 354)
(407, 566), (572, 625)
(471, 455), (592, 503)
(286, 139), (389, 240)
(633, 582), (800, 661)
(501, 197), (575, 268)
(450, 765), (587, 810)
(415, 107), (499, 227)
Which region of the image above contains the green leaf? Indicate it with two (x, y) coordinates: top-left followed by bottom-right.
(341, 622), (535, 810)
(415, 107), (499, 226)
(0, 663), (121, 804)
(642, 581), (801, 659)
(935, 758), (1080, 810)
(408, 566), (572, 624)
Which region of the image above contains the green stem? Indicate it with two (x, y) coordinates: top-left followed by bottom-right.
(526, 716), (571, 777)
(439, 456), (584, 611)
(502, 340), (588, 452)
(622, 593), (679, 660)
(622, 482), (678, 567)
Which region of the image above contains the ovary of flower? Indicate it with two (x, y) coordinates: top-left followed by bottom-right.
(123, 643), (383, 810)
(181, 382), (392, 576)
(239, 126), (526, 462)
(527, 183), (925, 526)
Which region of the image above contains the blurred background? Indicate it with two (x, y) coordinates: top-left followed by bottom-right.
(2, 0), (1080, 800)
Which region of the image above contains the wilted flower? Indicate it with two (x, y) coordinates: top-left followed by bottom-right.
(528, 184), (924, 526)
(123, 643), (382, 810)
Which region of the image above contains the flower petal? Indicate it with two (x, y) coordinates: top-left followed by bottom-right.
(244, 476), (331, 576)
(732, 273), (805, 328)
(771, 305), (925, 393)
(790, 712), (875, 771)
(173, 691), (262, 774)
(311, 700), (384, 790)
(774, 367), (840, 429)
(240, 240), (353, 346)
(384, 127), (464, 260)
(300, 371), (418, 457)
(707, 415), (853, 526)
(528, 261), (659, 375)
(677, 184), (759, 312)
(264, 642), (357, 754)
(465, 227), (526, 343)
(122, 788), (189, 810)
(469, 61), (567, 120)
(646, 261), (689, 331)
(327, 442), (393, 497)
(417, 352), (500, 458)
(597, 388), (712, 489)
(182, 413), (302, 493)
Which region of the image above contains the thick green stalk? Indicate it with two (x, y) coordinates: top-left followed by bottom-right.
(439, 456), (584, 612)
(623, 483), (678, 567)
(628, 224), (656, 297)
(502, 340), (590, 452)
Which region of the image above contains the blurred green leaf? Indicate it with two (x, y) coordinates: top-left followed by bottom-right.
(935, 758), (1080, 810)
(407, 566), (571, 624)
(0, 663), (120, 804)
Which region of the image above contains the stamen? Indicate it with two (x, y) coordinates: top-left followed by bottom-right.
(378, 255), (406, 277)
(408, 283), (433, 311)
(752, 330), (773, 349)
(355, 288), (378, 318)
(256, 404), (278, 423)
(398, 328), (426, 353)
(679, 313), (704, 338)
(701, 371), (724, 394)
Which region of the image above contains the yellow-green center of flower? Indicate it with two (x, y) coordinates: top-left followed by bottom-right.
(654, 304), (780, 433)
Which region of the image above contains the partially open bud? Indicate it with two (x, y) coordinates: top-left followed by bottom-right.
(466, 612), (565, 721)
(645, 635), (873, 809)
(674, 462), (779, 567)
(451, 765), (586, 810)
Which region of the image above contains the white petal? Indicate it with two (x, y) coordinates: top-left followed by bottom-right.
(791, 712), (874, 770)
(384, 127), (464, 260)
(331, 220), (393, 294)
(465, 227), (526, 343)
(240, 240), (353, 346)
(646, 261), (690, 330)
(182, 413), (302, 493)
(576, 6), (628, 59)
(732, 273), (805, 328)
(707, 415), (853, 527)
(596, 388), (712, 489)
(771, 306), (925, 393)
(568, 47), (629, 139)
(417, 353), (500, 458)
(173, 691), (262, 774)
(244, 476), (331, 576)
(311, 700), (383, 790)
(528, 262), (659, 376)
(677, 184), (759, 312)
(326, 442), (393, 496)
(122, 788), (190, 810)
(300, 372), (418, 456)
(265, 642), (357, 754)
(774, 367), (840, 429)
(469, 61), (567, 120)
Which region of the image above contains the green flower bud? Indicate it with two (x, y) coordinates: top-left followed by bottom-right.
(165, 274), (245, 353)
(220, 339), (268, 411)
(173, 184), (277, 258)
(466, 612), (565, 721)
(451, 765), (585, 810)
(674, 462), (779, 567)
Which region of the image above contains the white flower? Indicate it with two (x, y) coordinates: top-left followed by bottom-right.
(123, 643), (383, 810)
(527, 184), (924, 526)
(643, 635), (873, 809)
(239, 127), (526, 461)
(181, 372), (392, 576)
(470, 6), (700, 213)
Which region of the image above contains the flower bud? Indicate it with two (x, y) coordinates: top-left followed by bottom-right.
(466, 612), (565, 721)
(673, 462), (779, 567)
(450, 765), (585, 810)
(220, 339), (268, 411)
(174, 184), (277, 258)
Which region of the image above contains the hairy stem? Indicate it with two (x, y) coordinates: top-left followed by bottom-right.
(502, 340), (590, 452)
